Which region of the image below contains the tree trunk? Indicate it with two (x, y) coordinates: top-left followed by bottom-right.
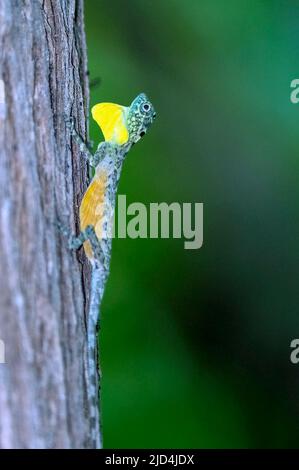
(0, 0), (93, 448)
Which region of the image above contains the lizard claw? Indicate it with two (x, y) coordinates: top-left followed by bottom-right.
(87, 140), (94, 151)
(65, 115), (75, 133)
(55, 219), (70, 238)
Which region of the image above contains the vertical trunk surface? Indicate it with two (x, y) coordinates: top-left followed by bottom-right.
(0, 0), (92, 448)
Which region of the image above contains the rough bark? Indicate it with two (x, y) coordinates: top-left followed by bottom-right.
(0, 0), (92, 448)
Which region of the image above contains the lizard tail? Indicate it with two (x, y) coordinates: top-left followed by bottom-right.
(87, 265), (104, 449)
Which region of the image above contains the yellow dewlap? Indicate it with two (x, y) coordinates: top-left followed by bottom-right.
(80, 169), (108, 260)
(91, 102), (129, 145)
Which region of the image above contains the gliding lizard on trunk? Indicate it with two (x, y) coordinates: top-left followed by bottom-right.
(59, 93), (156, 448)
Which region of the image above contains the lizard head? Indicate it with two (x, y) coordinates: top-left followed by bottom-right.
(91, 93), (156, 146)
(126, 93), (156, 145)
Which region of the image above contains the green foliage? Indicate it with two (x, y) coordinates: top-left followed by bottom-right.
(85, 0), (299, 448)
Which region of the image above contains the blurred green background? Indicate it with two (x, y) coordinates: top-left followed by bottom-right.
(85, 0), (299, 448)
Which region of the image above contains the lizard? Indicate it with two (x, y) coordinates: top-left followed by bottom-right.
(60, 93), (156, 448)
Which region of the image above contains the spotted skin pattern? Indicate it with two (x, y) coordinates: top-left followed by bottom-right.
(63, 93), (156, 448)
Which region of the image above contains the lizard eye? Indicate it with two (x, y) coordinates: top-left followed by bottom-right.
(139, 131), (146, 138)
(141, 102), (151, 113)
